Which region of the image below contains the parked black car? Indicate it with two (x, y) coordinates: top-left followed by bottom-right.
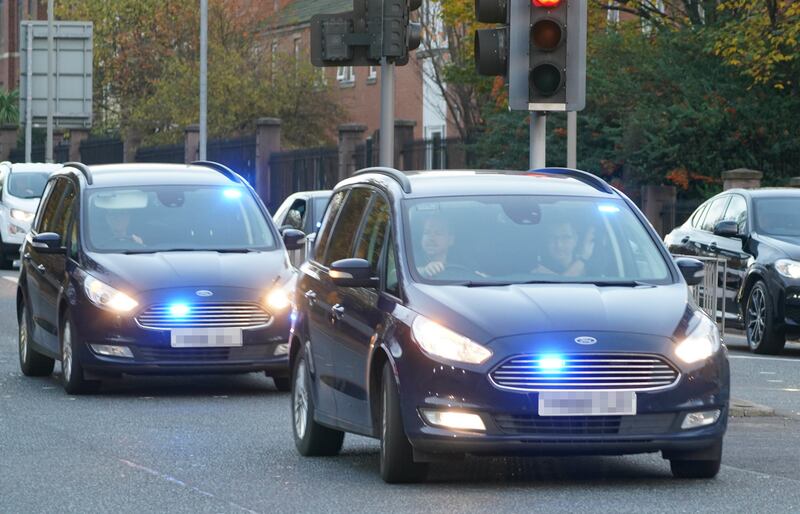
(666, 188), (800, 354)
(289, 167), (729, 483)
(16, 161), (305, 394)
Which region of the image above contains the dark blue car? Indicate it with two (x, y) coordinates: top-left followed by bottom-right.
(289, 167), (729, 483)
(17, 162), (304, 394)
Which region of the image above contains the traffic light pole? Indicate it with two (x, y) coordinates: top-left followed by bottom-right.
(380, 58), (395, 167)
(530, 112), (546, 169)
(567, 111), (577, 168)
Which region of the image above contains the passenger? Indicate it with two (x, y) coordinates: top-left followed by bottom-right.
(534, 220), (594, 277)
(106, 209), (144, 246)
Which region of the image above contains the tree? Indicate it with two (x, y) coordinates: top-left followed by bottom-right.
(0, 90), (19, 125)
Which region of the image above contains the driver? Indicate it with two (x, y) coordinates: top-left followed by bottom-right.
(417, 216), (454, 278)
(533, 220), (594, 277)
(106, 209), (144, 246)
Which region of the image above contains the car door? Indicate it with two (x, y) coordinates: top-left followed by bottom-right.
(695, 196), (730, 256)
(667, 201), (709, 256)
(24, 178), (67, 353)
(711, 194), (751, 321)
(331, 191), (392, 431)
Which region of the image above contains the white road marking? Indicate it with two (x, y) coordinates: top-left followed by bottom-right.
(2, 276), (18, 284)
(760, 372), (778, 375)
(119, 459), (260, 514)
(767, 380), (785, 383)
(721, 464), (800, 484)
(730, 355), (800, 363)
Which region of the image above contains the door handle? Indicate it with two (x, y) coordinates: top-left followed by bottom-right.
(331, 304), (345, 321)
(681, 236), (690, 244)
(23, 253), (32, 262)
(36, 264), (46, 274)
(304, 290), (317, 304)
(709, 241), (719, 252)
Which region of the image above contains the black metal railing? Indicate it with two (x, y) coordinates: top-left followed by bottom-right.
(136, 143), (185, 164)
(268, 147), (339, 212)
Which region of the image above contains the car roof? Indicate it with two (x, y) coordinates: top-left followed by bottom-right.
(4, 162), (64, 174)
(57, 163), (246, 188)
(726, 187), (800, 199)
(340, 170), (618, 199)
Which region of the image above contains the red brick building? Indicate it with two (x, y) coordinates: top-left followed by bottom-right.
(0, 0), (46, 92)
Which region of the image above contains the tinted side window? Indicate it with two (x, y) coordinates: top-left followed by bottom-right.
(283, 199), (306, 230)
(690, 202), (709, 228)
(37, 179), (67, 233)
(313, 191), (346, 263)
(700, 196), (730, 232)
(384, 233), (399, 297)
(68, 219), (79, 260)
(323, 188), (372, 266)
(721, 195), (747, 233)
(354, 194), (390, 273)
(52, 181), (77, 239)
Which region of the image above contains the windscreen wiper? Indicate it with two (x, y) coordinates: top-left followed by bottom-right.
(585, 280), (657, 287)
(458, 280), (560, 287)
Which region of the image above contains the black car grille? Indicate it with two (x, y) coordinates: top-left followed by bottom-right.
(136, 303), (271, 330)
(136, 345), (270, 363)
(494, 413), (676, 436)
(490, 354), (680, 391)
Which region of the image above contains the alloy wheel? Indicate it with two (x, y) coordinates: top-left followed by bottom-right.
(62, 323), (73, 383)
(293, 360), (308, 439)
(747, 287), (766, 349)
(19, 308), (28, 365)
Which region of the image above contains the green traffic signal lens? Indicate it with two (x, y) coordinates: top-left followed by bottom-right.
(532, 20), (562, 51)
(530, 64), (562, 96)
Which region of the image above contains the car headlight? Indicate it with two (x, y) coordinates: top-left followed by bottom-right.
(411, 315), (492, 364)
(265, 280), (294, 312)
(10, 209), (34, 223)
(775, 259), (800, 279)
(83, 275), (139, 313)
(675, 312), (721, 364)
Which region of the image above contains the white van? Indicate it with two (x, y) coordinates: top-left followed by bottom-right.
(0, 162), (63, 269)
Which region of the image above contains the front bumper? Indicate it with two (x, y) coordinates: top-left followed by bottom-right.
(70, 295), (292, 377)
(395, 332), (730, 458)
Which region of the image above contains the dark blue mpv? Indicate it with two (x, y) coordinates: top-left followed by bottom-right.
(289, 168), (729, 483)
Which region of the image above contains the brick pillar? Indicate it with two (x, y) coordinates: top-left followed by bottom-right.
(255, 118), (281, 209)
(641, 185), (677, 237)
(338, 124), (366, 181)
(394, 120), (416, 170)
(69, 129), (89, 162)
(722, 168), (762, 190)
(0, 125), (18, 161)
(184, 125), (199, 164)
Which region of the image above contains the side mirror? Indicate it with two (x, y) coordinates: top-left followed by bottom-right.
(330, 258), (379, 288)
(713, 220), (740, 238)
(32, 232), (65, 254)
(675, 257), (704, 286)
(282, 228), (306, 251)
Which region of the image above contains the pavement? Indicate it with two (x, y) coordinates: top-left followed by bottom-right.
(3, 267), (800, 513)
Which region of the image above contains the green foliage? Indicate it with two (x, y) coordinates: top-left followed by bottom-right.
(0, 90), (19, 125)
(468, 19), (800, 198)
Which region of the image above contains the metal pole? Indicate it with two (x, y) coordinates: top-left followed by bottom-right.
(530, 112), (546, 169)
(25, 24), (33, 163)
(46, 0), (54, 163)
(567, 111), (577, 169)
(199, 0), (208, 160)
(379, 58), (395, 168)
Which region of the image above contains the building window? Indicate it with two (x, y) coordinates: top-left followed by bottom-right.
(294, 37), (302, 72)
(271, 39), (279, 76)
(337, 66), (355, 85)
(607, 2), (620, 24)
(641, 0), (664, 34)
(367, 66), (377, 83)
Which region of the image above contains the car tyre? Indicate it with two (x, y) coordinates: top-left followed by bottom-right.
(292, 351), (344, 456)
(380, 362), (428, 483)
(272, 376), (291, 392)
(745, 281), (786, 355)
(670, 458), (721, 479)
(60, 311), (99, 395)
(18, 303), (55, 376)
(0, 236), (13, 270)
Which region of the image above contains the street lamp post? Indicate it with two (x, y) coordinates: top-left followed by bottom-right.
(199, 0), (208, 161)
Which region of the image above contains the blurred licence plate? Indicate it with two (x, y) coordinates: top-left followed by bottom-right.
(538, 391), (637, 416)
(170, 328), (243, 348)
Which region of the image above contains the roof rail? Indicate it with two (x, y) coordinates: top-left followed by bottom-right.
(63, 161), (93, 185)
(528, 167), (615, 195)
(353, 167), (412, 193)
(191, 160), (245, 184)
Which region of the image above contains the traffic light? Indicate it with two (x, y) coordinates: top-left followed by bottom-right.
(311, 0), (422, 68)
(528, 0), (587, 111)
(474, 0), (509, 77)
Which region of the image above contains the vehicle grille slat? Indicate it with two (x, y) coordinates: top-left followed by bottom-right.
(136, 302), (272, 330)
(490, 353), (680, 392)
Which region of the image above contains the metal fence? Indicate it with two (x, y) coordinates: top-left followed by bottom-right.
(400, 137), (475, 171)
(8, 142), (70, 163)
(269, 147), (339, 212)
(676, 254), (729, 337)
(79, 137), (124, 165)
(207, 135), (257, 186)
(136, 143), (185, 164)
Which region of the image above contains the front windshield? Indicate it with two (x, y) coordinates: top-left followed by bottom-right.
(86, 185), (276, 253)
(754, 197), (800, 237)
(8, 172), (51, 199)
(404, 195), (672, 285)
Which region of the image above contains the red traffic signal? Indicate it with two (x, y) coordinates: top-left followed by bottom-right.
(533, 0), (561, 7)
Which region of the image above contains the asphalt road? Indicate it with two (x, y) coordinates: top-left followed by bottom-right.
(2, 267), (800, 513)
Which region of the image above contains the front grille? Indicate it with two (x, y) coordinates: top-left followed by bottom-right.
(494, 413), (676, 436)
(136, 345), (270, 362)
(490, 353), (680, 391)
(136, 302), (271, 330)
